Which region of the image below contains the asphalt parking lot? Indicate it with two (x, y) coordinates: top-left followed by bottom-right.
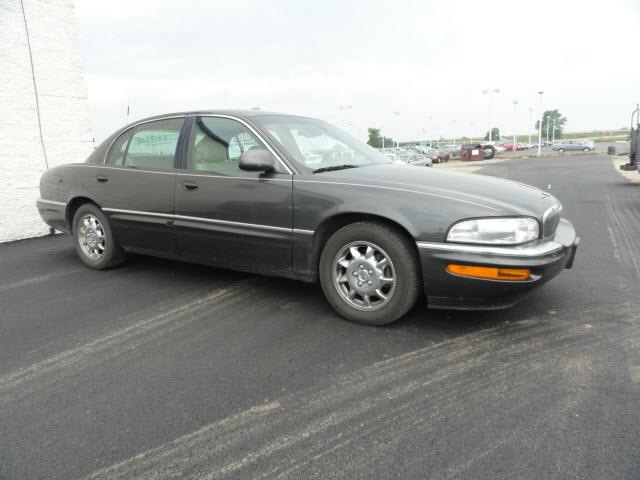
(1, 154), (639, 479)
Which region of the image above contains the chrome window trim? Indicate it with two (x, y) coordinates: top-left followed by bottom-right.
(67, 164), (291, 181)
(416, 241), (563, 257)
(101, 207), (313, 235)
(72, 164), (176, 175)
(102, 115), (187, 166)
(197, 114), (295, 175)
(174, 171), (292, 182)
(294, 179), (500, 212)
(37, 199), (67, 207)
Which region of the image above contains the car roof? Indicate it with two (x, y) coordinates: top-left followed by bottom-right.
(128, 109), (314, 124)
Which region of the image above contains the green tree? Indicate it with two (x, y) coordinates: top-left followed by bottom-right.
(535, 109), (567, 140)
(367, 127), (394, 148)
(483, 127), (500, 141)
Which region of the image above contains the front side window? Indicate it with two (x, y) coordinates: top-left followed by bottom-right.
(108, 118), (183, 169)
(187, 117), (267, 174)
(252, 115), (390, 173)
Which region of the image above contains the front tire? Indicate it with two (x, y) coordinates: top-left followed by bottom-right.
(72, 203), (125, 270)
(558, 148), (565, 153)
(319, 221), (421, 325)
(583, 147), (590, 152)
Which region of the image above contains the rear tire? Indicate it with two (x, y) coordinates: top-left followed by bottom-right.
(583, 147), (590, 152)
(72, 203), (125, 270)
(319, 221), (421, 325)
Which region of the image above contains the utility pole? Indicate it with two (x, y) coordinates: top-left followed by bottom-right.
(451, 119), (457, 147)
(393, 111), (400, 148)
(546, 119), (550, 143)
(551, 118), (557, 143)
(537, 91), (544, 157)
(338, 105), (353, 137)
(482, 88), (501, 142)
(513, 100), (518, 151)
(528, 107), (533, 146)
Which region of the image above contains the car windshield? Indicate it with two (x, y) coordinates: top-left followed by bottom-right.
(253, 115), (390, 173)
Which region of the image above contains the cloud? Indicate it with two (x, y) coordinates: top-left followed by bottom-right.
(75, 0), (640, 142)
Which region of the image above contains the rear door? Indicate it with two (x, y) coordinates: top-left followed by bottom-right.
(98, 117), (185, 256)
(174, 115), (293, 276)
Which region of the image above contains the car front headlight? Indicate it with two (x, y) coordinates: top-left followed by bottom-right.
(447, 217), (539, 245)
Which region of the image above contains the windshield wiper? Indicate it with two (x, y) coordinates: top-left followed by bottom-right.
(312, 164), (360, 173)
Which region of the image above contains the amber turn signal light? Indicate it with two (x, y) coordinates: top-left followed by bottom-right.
(446, 264), (531, 281)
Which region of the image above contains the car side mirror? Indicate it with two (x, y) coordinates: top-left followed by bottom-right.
(239, 149), (276, 172)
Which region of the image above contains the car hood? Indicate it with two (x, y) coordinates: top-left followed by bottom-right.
(311, 163), (557, 218)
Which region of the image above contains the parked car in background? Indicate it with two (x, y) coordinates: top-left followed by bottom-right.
(395, 151), (433, 167)
(552, 139), (595, 153)
(503, 143), (527, 152)
(415, 146), (450, 163)
(379, 149), (401, 163)
(37, 110), (579, 326)
(493, 143), (507, 153)
(444, 144), (461, 158)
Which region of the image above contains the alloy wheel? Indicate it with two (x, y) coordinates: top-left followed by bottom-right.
(78, 214), (106, 260)
(332, 241), (396, 311)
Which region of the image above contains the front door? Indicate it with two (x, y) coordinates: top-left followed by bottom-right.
(174, 116), (293, 276)
(97, 117), (185, 256)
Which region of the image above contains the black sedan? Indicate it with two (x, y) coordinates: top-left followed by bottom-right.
(37, 110), (579, 325)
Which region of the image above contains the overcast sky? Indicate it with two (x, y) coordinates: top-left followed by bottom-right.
(75, 0), (640, 143)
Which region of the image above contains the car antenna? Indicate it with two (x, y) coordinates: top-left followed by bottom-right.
(126, 88), (131, 125)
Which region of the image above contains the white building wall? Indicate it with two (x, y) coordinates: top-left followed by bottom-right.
(0, 0), (93, 243)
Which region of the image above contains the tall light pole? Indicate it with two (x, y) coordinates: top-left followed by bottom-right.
(482, 88), (501, 142)
(393, 111), (400, 148)
(451, 119), (457, 147)
(551, 118), (557, 144)
(537, 91), (544, 157)
(338, 105), (353, 137)
(512, 100), (518, 151)
(546, 118), (550, 143)
(528, 107), (533, 146)
(426, 116), (433, 147)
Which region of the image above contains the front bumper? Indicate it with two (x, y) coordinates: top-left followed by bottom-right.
(416, 218), (579, 310)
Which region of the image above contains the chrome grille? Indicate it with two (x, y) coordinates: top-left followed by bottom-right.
(542, 202), (562, 238)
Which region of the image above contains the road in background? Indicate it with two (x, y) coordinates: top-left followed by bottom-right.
(1, 155), (639, 479)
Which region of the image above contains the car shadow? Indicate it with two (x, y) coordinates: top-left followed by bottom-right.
(70, 247), (559, 344)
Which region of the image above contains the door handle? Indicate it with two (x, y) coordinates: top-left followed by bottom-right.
(180, 181), (199, 191)
(96, 175), (109, 183)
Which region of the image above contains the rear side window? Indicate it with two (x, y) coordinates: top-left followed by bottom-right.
(106, 131), (131, 165)
(107, 118), (184, 169)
